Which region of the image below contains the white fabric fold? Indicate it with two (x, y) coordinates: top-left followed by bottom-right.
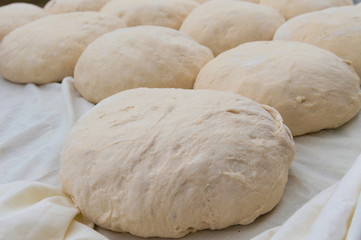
(0, 77), (93, 187)
(252, 154), (361, 240)
(0, 181), (108, 240)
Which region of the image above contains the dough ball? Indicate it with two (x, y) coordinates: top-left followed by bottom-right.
(0, 3), (48, 42)
(45, 0), (112, 14)
(260, 0), (353, 20)
(60, 88), (295, 238)
(100, 0), (199, 29)
(274, 6), (361, 78)
(0, 12), (125, 84)
(179, 0), (284, 56)
(74, 26), (213, 104)
(194, 41), (361, 136)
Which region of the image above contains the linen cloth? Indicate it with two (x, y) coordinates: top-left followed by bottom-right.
(0, 76), (361, 240)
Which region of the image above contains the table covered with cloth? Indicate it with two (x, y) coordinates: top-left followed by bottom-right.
(0, 76), (360, 240)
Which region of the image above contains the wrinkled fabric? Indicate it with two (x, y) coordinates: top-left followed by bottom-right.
(0, 181), (108, 240)
(252, 154), (361, 240)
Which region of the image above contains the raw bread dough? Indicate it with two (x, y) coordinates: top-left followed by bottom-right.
(260, 0), (353, 20)
(194, 41), (361, 136)
(74, 26), (213, 104)
(0, 3), (48, 42)
(45, 0), (112, 14)
(100, 0), (198, 29)
(0, 12), (125, 84)
(60, 88), (295, 238)
(179, 0), (284, 56)
(274, 6), (361, 78)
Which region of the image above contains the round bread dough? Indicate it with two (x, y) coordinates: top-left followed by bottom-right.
(179, 0), (285, 56)
(0, 3), (49, 42)
(100, 0), (199, 29)
(194, 41), (361, 136)
(0, 12), (125, 84)
(274, 6), (361, 78)
(74, 26), (213, 104)
(259, 0), (353, 20)
(45, 0), (112, 14)
(60, 88), (295, 238)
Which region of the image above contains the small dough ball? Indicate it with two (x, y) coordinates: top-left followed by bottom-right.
(260, 0), (353, 20)
(274, 6), (361, 78)
(194, 41), (361, 136)
(0, 12), (125, 84)
(0, 3), (48, 42)
(45, 0), (112, 14)
(180, 0), (284, 56)
(74, 26), (213, 104)
(60, 88), (295, 238)
(100, 0), (199, 29)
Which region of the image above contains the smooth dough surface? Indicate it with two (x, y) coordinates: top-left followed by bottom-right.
(0, 3), (48, 42)
(179, 0), (284, 56)
(194, 41), (361, 136)
(60, 88), (295, 238)
(274, 6), (361, 78)
(260, 0), (353, 20)
(0, 12), (125, 84)
(45, 0), (112, 14)
(100, 0), (198, 29)
(74, 26), (213, 104)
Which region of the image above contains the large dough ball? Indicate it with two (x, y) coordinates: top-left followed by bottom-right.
(274, 6), (361, 78)
(0, 3), (49, 42)
(74, 26), (213, 104)
(260, 0), (353, 20)
(45, 0), (112, 14)
(60, 88), (295, 238)
(100, 0), (198, 29)
(194, 41), (361, 136)
(179, 0), (284, 56)
(0, 12), (125, 84)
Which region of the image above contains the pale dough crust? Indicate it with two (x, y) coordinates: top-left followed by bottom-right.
(100, 0), (199, 29)
(260, 0), (353, 20)
(194, 41), (361, 136)
(274, 6), (361, 78)
(74, 26), (213, 104)
(60, 88), (295, 238)
(0, 12), (125, 84)
(45, 0), (112, 14)
(179, 0), (284, 56)
(0, 3), (48, 42)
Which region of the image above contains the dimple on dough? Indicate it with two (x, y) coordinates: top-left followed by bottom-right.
(194, 41), (361, 136)
(0, 12), (125, 84)
(274, 6), (361, 79)
(100, 0), (199, 29)
(74, 26), (213, 104)
(179, 0), (284, 56)
(260, 0), (353, 20)
(60, 88), (295, 238)
(45, 0), (112, 14)
(0, 3), (49, 42)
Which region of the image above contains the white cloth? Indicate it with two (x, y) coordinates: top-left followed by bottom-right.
(0, 76), (361, 240)
(252, 154), (361, 240)
(0, 181), (108, 240)
(0, 77), (93, 187)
